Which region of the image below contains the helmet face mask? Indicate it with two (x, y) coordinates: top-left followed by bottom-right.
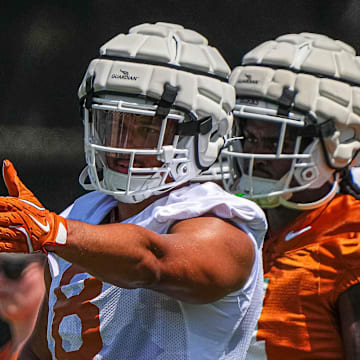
(82, 96), (197, 203)
(222, 100), (330, 208)
(91, 97), (180, 171)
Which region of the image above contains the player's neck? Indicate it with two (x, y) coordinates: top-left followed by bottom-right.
(115, 182), (191, 222)
(116, 194), (163, 222)
(265, 206), (304, 234)
(114, 193), (168, 223)
(266, 182), (333, 234)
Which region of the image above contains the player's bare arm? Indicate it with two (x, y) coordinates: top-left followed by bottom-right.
(47, 215), (254, 304)
(0, 159), (254, 304)
(337, 283), (360, 360)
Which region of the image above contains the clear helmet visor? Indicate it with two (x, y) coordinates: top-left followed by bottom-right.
(91, 109), (178, 173)
(93, 109), (177, 149)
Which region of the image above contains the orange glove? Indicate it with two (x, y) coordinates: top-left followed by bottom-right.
(0, 160), (67, 253)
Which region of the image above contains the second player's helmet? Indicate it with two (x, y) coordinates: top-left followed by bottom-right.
(223, 33), (360, 210)
(78, 22), (235, 203)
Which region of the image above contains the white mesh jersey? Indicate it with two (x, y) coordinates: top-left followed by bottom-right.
(47, 182), (266, 360)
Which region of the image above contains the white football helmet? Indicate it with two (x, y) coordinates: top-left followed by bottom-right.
(223, 33), (360, 210)
(78, 22), (235, 203)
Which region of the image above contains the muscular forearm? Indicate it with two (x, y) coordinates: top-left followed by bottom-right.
(43, 217), (255, 304)
(45, 219), (163, 289)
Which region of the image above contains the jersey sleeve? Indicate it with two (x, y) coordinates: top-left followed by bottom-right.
(152, 182), (267, 249)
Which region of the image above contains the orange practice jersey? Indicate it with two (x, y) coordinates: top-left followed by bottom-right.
(254, 195), (360, 359)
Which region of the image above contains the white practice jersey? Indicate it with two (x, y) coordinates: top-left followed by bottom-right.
(47, 182), (266, 360)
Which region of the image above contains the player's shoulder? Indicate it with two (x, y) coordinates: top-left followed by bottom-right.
(313, 195), (360, 263)
(171, 181), (263, 209)
(59, 191), (117, 223)
(303, 194), (360, 231)
(304, 195), (360, 244)
(165, 182), (265, 217)
(334, 193), (360, 208)
(162, 182), (267, 246)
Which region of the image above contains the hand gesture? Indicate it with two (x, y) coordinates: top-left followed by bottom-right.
(0, 160), (67, 253)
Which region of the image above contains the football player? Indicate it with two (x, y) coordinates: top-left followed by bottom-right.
(0, 22), (267, 360)
(222, 32), (360, 359)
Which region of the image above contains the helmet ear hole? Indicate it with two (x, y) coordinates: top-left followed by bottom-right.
(300, 167), (318, 183)
(293, 140), (333, 188)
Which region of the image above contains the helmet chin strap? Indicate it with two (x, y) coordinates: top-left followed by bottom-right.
(235, 174), (292, 208)
(236, 172), (340, 211)
(79, 165), (167, 203)
(103, 167), (167, 203)
(112, 189), (152, 204)
(278, 173), (339, 211)
(79, 166), (96, 191)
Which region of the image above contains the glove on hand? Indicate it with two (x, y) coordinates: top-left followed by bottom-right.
(0, 160), (67, 253)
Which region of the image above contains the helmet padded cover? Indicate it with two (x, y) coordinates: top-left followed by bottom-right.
(78, 22), (235, 181)
(230, 33), (360, 172)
